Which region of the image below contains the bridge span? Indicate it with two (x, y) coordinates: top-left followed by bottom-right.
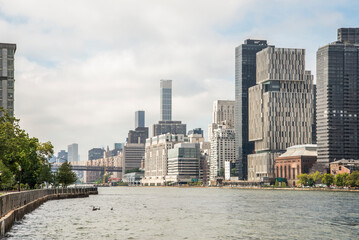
(52, 164), (122, 172)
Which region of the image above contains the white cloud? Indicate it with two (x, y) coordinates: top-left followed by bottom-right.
(0, 0), (355, 158)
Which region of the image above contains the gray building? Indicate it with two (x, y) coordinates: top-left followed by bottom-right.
(122, 143), (145, 172)
(235, 39), (268, 180)
(248, 46), (315, 182)
(166, 143), (200, 184)
(88, 148), (105, 161)
(316, 28), (359, 163)
(188, 128), (203, 136)
(128, 127), (149, 144)
(135, 110), (145, 128)
(152, 120), (186, 137)
(0, 43), (16, 116)
(57, 150), (68, 163)
(160, 80), (172, 121)
(68, 143), (79, 162)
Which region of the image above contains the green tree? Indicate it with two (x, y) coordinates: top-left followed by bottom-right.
(346, 171), (359, 187)
(38, 163), (55, 187)
(219, 168), (224, 177)
(0, 110), (54, 189)
(56, 162), (77, 188)
(297, 173), (309, 186)
(0, 160), (15, 190)
(321, 173), (334, 187)
(334, 173), (349, 187)
(309, 171), (323, 184)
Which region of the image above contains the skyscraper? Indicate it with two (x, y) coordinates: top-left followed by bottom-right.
(135, 110), (145, 128)
(235, 39), (268, 180)
(68, 143), (79, 162)
(0, 43), (16, 116)
(316, 28), (359, 163)
(160, 80), (172, 121)
(248, 46), (314, 182)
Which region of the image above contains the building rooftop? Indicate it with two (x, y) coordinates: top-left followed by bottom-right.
(279, 144), (317, 157)
(331, 159), (359, 165)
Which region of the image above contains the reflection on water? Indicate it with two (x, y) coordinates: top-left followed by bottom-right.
(4, 187), (359, 239)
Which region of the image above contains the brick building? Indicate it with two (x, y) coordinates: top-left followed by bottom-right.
(275, 145), (317, 186)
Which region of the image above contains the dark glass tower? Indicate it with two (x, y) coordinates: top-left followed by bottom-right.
(160, 80), (172, 121)
(135, 110), (145, 128)
(316, 28), (359, 163)
(235, 39), (268, 180)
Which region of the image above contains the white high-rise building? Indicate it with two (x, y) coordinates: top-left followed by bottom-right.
(208, 100), (236, 182)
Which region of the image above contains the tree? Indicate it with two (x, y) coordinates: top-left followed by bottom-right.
(346, 171), (359, 187)
(56, 162), (77, 188)
(321, 173), (334, 187)
(334, 173), (349, 187)
(219, 168), (224, 177)
(297, 173), (309, 186)
(38, 163), (55, 187)
(309, 171), (323, 184)
(0, 160), (15, 190)
(0, 110), (54, 189)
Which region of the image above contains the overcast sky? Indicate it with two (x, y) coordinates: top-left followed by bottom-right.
(1, 0), (358, 160)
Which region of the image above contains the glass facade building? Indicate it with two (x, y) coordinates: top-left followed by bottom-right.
(160, 80), (172, 121)
(316, 28), (359, 163)
(234, 39), (268, 180)
(135, 110), (145, 128)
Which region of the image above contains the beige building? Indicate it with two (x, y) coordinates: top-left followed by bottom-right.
(142, 133), (187, 186)
(208, 100), (235, 140)
(248, 47), (315, 182)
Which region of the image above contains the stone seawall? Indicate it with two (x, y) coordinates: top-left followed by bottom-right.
(0, 188), (98, 236)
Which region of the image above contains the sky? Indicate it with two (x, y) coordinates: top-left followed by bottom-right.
(1, 0), (358, 160)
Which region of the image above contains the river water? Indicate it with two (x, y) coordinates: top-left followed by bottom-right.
(4, 187), (359, 239)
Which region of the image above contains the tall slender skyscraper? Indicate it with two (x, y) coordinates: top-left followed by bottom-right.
(316, 28), (359, 163)
(235, 39), (268, 180)
(135, 110), (145, 128)
(160, 80), (172, 121)
(0, 43), (16, 116)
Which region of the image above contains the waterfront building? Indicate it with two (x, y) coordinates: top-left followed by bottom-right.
(209, 126), (236, 181)
(166, 143), (201, 184)
(275, 144), (317, 186)
(235, 39), (268, 180)
(142, 133), (186, 186)
(135, 110), (145, 128)
(122, 172), (144, 186)
(122, 143), (145, 172)
(330, 159), (359, 176)
(0, 43), (16, 117)
(160, 80), (172, 121)
(68, 143), (79, 162)
(152, 120), (186, 137)
(248, 46), (315, 182)
(88, 148), (105, 161)
(316, 28), (359, 163)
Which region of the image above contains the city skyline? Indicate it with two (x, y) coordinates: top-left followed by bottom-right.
(1, 0), (359, 159)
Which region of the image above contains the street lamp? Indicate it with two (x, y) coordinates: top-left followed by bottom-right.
(18, 166), (21, 192)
